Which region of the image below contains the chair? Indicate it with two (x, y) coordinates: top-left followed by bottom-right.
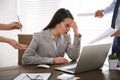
(18, 34), (33, 65)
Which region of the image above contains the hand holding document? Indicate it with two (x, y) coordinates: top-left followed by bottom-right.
(77, 13), (94, 16)
(89, 27), (119, 44)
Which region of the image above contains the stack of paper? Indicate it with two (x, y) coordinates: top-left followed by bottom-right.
(57, 73), (80, 80)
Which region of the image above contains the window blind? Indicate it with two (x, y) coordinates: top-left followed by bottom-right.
(18, 0), (80, 33)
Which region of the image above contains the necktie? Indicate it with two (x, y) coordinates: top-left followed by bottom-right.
(111, 0), (120, 29)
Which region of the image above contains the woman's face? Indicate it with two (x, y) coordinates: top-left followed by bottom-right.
(56, 18), (72, 35)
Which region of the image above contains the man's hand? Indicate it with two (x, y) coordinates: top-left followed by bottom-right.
(95, 10), (104, 18)
(111, 28), (120, 37)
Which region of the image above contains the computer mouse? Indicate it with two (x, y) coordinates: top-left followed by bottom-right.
(36, 64), (50, 68)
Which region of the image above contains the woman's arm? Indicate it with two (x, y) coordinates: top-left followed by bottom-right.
(0, 36), (27, 49)
(22, 33), (54, 65)
(66, 34), (81, 61)
(0, 22), (22, 30)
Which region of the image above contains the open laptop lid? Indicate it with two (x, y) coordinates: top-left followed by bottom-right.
(55, 43), (111, 74)
(75, 43), (111, 73)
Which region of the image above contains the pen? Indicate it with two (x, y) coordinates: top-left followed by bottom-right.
(17, 15), (22, 31)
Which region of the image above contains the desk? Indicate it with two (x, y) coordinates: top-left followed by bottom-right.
(0, 65), (120, 80)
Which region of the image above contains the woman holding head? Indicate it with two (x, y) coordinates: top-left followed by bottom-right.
(22, 8), (81, 65)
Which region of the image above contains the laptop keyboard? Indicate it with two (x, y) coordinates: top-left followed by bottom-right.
(66, 67), (76, 71)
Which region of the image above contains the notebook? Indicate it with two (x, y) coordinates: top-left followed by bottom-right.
(55, 43), (111, 74)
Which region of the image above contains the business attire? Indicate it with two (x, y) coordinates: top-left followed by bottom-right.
(104, 0), (120, 61)
(22, 29), (81, 65)
(104, 0), (120, 28)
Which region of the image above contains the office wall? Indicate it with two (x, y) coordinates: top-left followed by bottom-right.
(0, 0), (19, 67)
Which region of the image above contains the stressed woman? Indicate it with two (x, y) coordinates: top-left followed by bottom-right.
(22, 8), (81, 65)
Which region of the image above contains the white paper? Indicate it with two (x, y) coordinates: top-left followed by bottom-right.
(57, 73), (80, 80)
(89, 27), (119, 44)
(14, 73), (51, 80)
(77, 13), (94, 16)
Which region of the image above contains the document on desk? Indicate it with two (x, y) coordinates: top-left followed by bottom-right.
(89, 27), (119, 44)
(14, 73), (52, 80)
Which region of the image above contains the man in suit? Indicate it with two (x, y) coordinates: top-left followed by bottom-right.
(95, 0), (120, 66)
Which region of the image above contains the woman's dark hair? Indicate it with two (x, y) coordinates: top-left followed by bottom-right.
(43, 8), (74, 30)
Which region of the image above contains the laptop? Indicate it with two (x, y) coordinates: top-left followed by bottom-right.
(55, 43), (111, 74)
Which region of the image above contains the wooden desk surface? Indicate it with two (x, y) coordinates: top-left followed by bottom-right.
(0, 65), (120, 80)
